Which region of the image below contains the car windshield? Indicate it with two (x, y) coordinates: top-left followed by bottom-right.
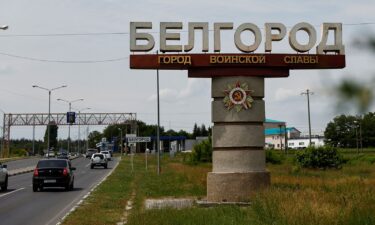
(37, 160), (67, 168)
(93, 154), (104, 159)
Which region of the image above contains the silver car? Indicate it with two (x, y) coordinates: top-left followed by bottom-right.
(90, 153), (108, 169)
(0, 162), (8, 191)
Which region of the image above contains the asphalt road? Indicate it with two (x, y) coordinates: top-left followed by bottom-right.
(0, 157), (119, 225)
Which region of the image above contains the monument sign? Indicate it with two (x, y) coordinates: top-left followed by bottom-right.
(129, 22), (345, 202)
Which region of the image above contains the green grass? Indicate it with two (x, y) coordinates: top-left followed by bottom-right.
(63, 152), (375, 225)
(62, 157), (134, 225)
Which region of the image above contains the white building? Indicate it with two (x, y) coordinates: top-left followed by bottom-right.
(288, 136), (325, 149)
(264, 118), (325, 150)
(265, 126), (301, 150)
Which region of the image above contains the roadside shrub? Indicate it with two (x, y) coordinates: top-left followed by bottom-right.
(10, 148), (29, 157)
(265, 150), (283, 164)
(192, 138), (212, 162)
(296, 146), (344, 169)
(184, 138), (212, 165)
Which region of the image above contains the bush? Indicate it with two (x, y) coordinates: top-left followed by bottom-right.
(265, 150), (283, 164)
(296, 146), (344, 169)
(10, 148), (29, 157)
(184, 138), (212, 165)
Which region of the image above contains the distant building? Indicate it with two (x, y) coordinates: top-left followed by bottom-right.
(264, 118), (324, 149)
(288, 136), (325, 149)
(265, 126), (301, 150)
(264, 118), (285, 129)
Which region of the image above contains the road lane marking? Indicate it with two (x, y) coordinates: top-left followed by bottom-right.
(85, 163), (91, 168)
(0, 187), (25, 198)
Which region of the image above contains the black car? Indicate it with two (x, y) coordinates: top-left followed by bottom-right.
(32, 159), (75, 192)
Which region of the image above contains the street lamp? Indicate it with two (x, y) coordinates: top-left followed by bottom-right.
(0, 108), (5, 158)
(57, 98), (83, 154)
(33, 85), (67, 155)
(76, 107), (91, 154)
(118, 128), (123, 157)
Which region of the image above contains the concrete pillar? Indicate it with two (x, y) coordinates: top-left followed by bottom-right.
(207, 76), (270, 202)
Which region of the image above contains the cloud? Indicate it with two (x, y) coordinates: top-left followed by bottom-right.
(274, 88), (297, 101)
(147, 88), (179, 102)
(178, 79), (209, 98)
(0, 64), (12, 75)
(148, 79), (210, 102)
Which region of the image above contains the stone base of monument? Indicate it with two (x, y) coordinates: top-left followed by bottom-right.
(206, 171), (270, 202)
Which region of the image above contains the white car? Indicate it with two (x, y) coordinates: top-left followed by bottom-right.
(100, 151), (111, 161)
(0, 162), (8, 191)
(44, 151), (55, 158)
(91, 153), (108, 169)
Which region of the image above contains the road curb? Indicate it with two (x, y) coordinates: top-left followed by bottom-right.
(8, 167), (34, 177)
(7, 156), (81, 177)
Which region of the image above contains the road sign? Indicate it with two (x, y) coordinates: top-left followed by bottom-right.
(127, 137), (151, 143)
(67, 112), (76, 124)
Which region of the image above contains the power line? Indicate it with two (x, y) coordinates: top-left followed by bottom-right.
(0, 51), (128, 63)
(0, 22), (374, 38)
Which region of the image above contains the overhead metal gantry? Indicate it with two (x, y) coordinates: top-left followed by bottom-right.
(1, 112), (137, 158)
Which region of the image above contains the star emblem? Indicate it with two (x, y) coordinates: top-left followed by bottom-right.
(223, 81), (254, 112)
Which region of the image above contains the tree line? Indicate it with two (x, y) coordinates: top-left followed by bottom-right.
(324, 112), (375, 148)
(4, 121), (211, 155)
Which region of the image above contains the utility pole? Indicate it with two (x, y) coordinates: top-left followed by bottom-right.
(86, 125), (89, 150)
(301, 89), (313, 146)
(156, 50), (161, 175)
(32, 117), (35, 155)
(278, 124), (283, 151)
(118, 128), (123, 157)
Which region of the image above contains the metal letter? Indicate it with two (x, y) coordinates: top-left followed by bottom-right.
(184, 22), (209, 52)
(163, 56), (171, 64)
(210, 56), (216, 63)
(214, 23), (233, 52)
(289, 22), (317, 52)
(265, 23), (286, 52)
(130, 22), (155, 52)
(259, 56), (266, 63)
(217, 56), (224, 63)
(160, 22), (183, 52)
(316, 23), (345, 54)
(183, 56), (191, 65)
(284, 56), (291, 63)
(234, 23), (261, 53)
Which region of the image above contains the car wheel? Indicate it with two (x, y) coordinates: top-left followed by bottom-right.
(65, 183), (70, 191)
(33, 185), (38, 192)
(70, 181), (74, 191)
(90, 165), (94, 169)
(104, 164), (108, 169)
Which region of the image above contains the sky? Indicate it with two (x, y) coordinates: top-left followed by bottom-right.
(0, 0), (375, 141)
